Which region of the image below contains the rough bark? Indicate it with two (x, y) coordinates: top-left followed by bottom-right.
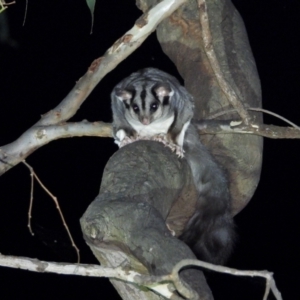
(81, 141), (213, 299)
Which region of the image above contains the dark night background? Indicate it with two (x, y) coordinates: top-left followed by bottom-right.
(0, 0), (299, 299)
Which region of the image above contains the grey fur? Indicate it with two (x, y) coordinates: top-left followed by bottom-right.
(111, 68), (194, 148)
(181, 124), (235, 264)
(111, 68), (235, 264)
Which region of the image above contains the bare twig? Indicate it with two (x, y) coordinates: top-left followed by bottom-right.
(23, 0), (28, 26)
(209, 107), (300, 129)
(170, 259), (282, 300)
(0, 254), (283, 300)
(197, 0), (251, 125)
(27, 163), (34, 236)
(195, 119), (300, 138)
(199, 105), (300, 138)
(22, 161), (80, 263)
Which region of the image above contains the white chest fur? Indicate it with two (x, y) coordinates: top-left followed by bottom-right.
(129, 115), (175, 137)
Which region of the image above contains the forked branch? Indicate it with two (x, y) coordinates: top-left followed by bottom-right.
(22, 161), (80, 263)
(0, 254), (282, 300)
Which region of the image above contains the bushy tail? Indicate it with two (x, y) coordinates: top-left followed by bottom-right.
(182, 123), (235, 265)
(180, 204), (235, 265)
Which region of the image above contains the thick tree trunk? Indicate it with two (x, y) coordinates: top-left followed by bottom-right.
(138, 0), (263, 214)
(81, 141), (213, 299)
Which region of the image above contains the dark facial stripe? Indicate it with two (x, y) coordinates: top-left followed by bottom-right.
(163, 96), (169, 106)
(151, 85), (160, 102)
(140, 89), (146, 110)
(129, 89), (136, 106)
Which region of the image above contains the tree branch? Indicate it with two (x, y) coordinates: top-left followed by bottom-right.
(171, 259), (282, 300)
(0, 122), (112, 175)
(195, 120), (300, 138)
(197, 0), (251, 125)
(0, 253), (180, 299)
(0, 0), (187, 175)
(209, 107), (300, 129)
(38, 0), (188, 127)
(0, 254), (282, 300)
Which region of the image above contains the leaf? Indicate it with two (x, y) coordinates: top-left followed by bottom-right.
(0, 0), (8, 14)
(86, 0), (96, 34)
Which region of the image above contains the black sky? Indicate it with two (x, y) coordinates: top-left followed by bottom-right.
(0, 1), (300, 299)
